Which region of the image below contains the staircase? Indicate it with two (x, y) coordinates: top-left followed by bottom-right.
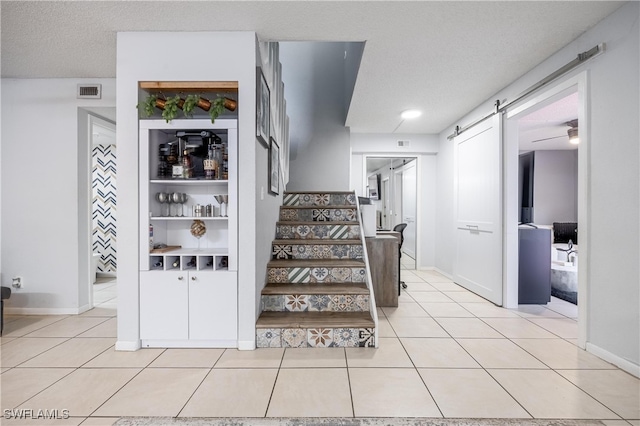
(256, 191), (377, 348)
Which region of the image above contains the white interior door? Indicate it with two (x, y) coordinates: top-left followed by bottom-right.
(382, 178), (390, 230)
(453, 114), (503, 305)
(393, 172), (403, 228)
(402, 162), (417, 258)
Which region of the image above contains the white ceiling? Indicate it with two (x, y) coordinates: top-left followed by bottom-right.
(1, 1), (624, 134)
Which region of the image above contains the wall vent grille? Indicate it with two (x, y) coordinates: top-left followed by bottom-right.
(77, 84), (102, 99)
(397, 140), (410, 147)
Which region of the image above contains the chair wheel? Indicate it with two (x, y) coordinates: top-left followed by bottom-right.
(401, 282), (408, 289)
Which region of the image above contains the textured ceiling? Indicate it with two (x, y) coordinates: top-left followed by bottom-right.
(0, 1), (625, 134)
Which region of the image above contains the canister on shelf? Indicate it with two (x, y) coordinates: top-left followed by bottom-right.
(193, 204), (203, 217)
(205, 204), (213, 217)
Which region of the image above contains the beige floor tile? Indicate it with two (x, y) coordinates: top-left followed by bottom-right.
(281, 347), (346, 368)
(381, 302), (429, 318)
(2, 316), (69, 338)
(77, 318), (117, 338)
(0, 368), (74, 410)
(1, 336), (17, 345)
(79, 305), (117, 318)
(180, 369), (277, 417)
(401, 338), (480, 368)
(442, 291), (490, 303)
(459, 302), (521, 318)
(79, 417), (120, 425)
(400, 270), (423, 283)
(414, 270), (452, 283)
(1, 416), (84, 425)
(350, 367), (441, 417)
(19, 368), (140, 417)
(429, 282), (467, 292)
(600, 421), (637, 426)
(1, 337), (68, 367)
(510, 305), (565, 318)
(527, 317), (578, 338)
(546, 298), (579, 318)
(489, 369), (619, 419)
(376, 317), (397, 337)
(457, 339), (548, 369)
(397, 292), (415, 303)
(267, 368), (352, 417)
(24, 317), (111, 338)
(93, 291), (117, 304)
(404, 292), (454, 303)
(435, 318), (503, 338)
(148, 348), (224, 368)
(404, 282), (438, 292)
(512, 338), (617, 369)
(419, 368), (530, 418)
(20, 338), (114, 368)
(93, 368), (208, 417)
(386, 317), (449, 338)
(627, 420), (640, 426)
(557, 369), (640, 419)
(346, 337), (413, 367)
(376, 307), (386, 318)
(418, 302), (474, 318)
(482, 318), (557, 338)
(83, 347), (164, 368)
(214, 348), (284, 368)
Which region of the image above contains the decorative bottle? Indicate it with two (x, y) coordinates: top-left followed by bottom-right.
(182, 149), (193, 179)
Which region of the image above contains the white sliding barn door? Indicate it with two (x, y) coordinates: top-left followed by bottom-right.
(453, 114), (503, 305)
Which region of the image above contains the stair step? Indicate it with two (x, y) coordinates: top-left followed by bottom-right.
(272, 240), (363, 260)
(280, 206), (358, 222)
(283, 192), (357, 207)
(268, 259), (365, 268)
(262, 283), (369, 295)
(257, 311), (375, 329)
(276, 222), (361, 240)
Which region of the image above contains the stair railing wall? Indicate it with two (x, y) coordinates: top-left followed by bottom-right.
(355, 194), (379, 348)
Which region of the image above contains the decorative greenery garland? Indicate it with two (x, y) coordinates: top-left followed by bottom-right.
(137, 94), (237, 123)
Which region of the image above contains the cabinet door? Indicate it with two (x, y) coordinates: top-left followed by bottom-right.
(140, 271), (189, 340)
(189, 271), (237, 341)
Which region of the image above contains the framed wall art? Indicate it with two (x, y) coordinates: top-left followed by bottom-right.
(256, 67), (270, 147)
(269, 137), (280, 195)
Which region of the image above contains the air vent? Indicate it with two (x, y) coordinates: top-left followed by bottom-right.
(77, 84), (102, 99)
(397, 140), (410, 147)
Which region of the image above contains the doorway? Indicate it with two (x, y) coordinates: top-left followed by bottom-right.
(505, 74), (587, 347)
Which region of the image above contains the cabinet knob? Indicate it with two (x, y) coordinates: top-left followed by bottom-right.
(191, 276), (197, 281)
(177, 276), (184, 281)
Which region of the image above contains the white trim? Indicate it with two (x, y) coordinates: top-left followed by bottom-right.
(504, 72), (588, 348)
(115, 340), (142, 351)
(586, 342), (640, 378)
(140, 340), (237, 348)
(237, 340), (256, 350)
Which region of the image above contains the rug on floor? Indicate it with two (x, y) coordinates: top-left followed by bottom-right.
(114, 418), (607, 426)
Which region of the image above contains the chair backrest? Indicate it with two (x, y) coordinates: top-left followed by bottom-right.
(393, 223), (407, 248)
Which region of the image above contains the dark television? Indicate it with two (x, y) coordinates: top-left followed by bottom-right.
(519, 152), (535, 224)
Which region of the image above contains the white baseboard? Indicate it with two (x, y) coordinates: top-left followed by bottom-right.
(586, 342), (640, 378)
(115, 340), (141, 351)
(237, 340), (256, 350)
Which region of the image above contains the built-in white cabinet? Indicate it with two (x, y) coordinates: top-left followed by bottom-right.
(138, 118), (238, 348)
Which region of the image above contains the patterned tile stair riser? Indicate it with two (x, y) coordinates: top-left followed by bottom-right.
(257, 327), (375, 348)
(272, 242), (364, 260)
(279, 207), (358, 222)
(275, 223), (361, 240)
(267, 267), (367, 284)
(283, 192), (357, 207)
(262, 294), (370, 312)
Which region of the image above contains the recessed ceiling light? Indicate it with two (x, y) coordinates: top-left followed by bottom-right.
(401, 109), (422, 119)
(568, 127), (579, 145)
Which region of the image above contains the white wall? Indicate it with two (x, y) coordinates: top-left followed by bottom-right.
(351, 133), (438, 269)
(1, 78), (116, 313)
(436, 2), (639, 370)
(280, 42), (351, 191)
(533, 150), (578, 225)
(116, 32), (263, 349)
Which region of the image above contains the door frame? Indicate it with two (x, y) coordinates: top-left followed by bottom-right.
(504, 72), (588, 348)
(362, 154), (421, 268)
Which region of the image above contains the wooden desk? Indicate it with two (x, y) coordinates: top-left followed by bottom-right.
(365, 233), (399, 307)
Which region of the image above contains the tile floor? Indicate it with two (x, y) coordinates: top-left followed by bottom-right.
(1, 272), (639, 426)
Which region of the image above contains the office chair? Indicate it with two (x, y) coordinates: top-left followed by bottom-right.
(393, 223), (408, 293)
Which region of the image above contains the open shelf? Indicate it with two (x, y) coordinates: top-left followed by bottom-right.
(139, 81), (238, 92)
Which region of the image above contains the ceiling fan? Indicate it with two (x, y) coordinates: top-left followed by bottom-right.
(530, 119), (579, 144)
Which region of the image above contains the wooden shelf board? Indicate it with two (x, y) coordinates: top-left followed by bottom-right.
(139, 81), (238, 92)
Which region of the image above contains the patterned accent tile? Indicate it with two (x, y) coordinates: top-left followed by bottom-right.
(333, 328), (359, 347)
(310, 245), (332, 259)
(288, 268), (310, 283)
(330, 244), (350, 259)
(92, 144), (117, 273)
(308, 328), (334, 347)
(351, 245), (364, 259)
(308, 295), (332, 311)
(282, 328), (308, 348)
(351, 268), (367, 282)
(257, 328), (282, 348)
(292, 245), (311, 259)
(355, 295), (370, 311)
(268, 268), (289, 283)
(280, 208), (299, 221)
(299, 193), (315, 206)
(272, 244), (293, 259)
(331, 295), (356, 311)
(359, 328), (376, 347)
(314, 194), (330, 206)
(346, 193), (357, 205)
(329, 225), (351, 239)
(296, 225), (311, 237)
(344, 208), (357, 221)
(312, 209), (330, 221)
(310, 267), (330, 282)
(284, 295), (309, 312)
(283, 193), (299, 206)
(310, 225), (330, 239)
(275, 225), (293, 239)
(329, 267), (352, 282)
(262, 295), (284, 311)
